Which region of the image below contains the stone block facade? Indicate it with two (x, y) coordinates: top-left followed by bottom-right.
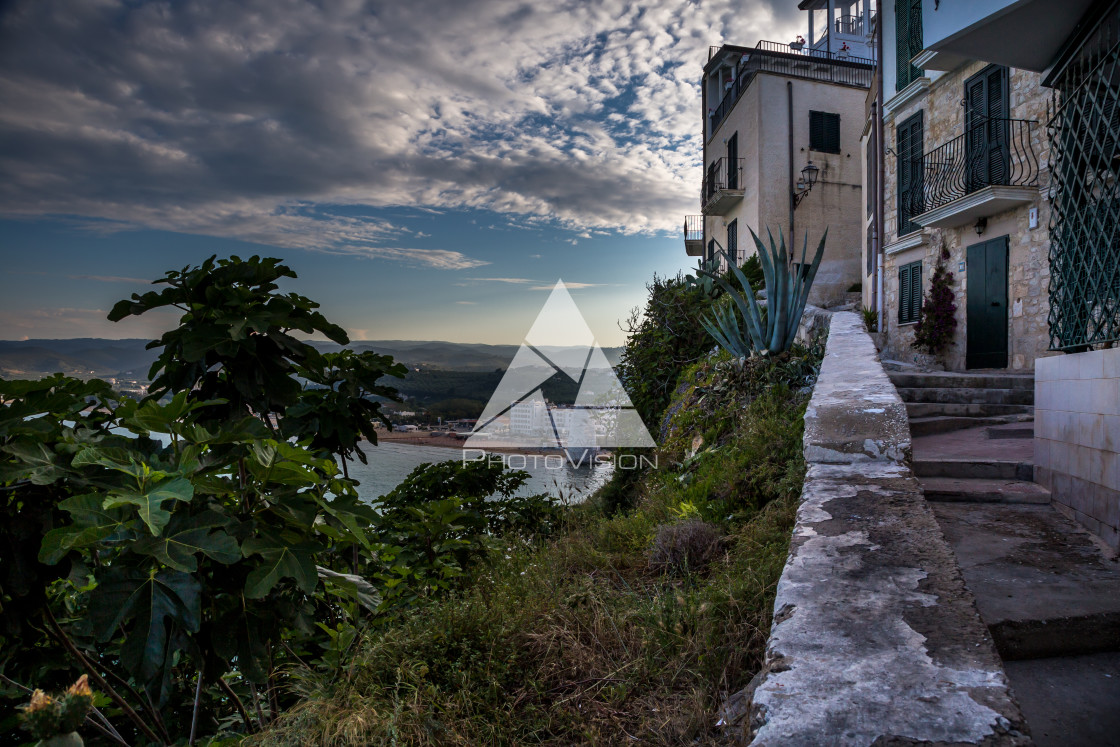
(879, 63), (1057, 371)
(1034, 348), (1120, 550)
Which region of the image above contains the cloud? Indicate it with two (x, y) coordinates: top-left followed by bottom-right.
(455, 300), (476, 305)
(529, 282), (604, 290)
(67, 274), (152, 284)
(0, 0), (803, 251)
(469, 277), (535, 284)
(324, 246), (489, 270)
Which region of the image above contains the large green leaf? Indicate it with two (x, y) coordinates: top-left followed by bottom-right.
(317, 566), (381, 612)
(90, 567), (201, 687)
(102, 476), (194, 535)
(131, 513), (241, 572)
(39, 494), (135, 564)
(242, 534), (319, 598)
(1, 439), (68, 485)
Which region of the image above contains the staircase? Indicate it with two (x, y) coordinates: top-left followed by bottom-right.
(890, 371), (1047, 505)
(892, 370), (1120, 747)
(890, 371), (1035, 438)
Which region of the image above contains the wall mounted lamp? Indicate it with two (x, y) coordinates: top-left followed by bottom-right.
(974, 217), (988, 236)
(793, 161), (820, 208)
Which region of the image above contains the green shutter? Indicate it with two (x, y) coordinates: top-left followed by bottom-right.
(897, 112), (924, 236)
(898, 261), (923, 324)
(895, 0), (924, 91)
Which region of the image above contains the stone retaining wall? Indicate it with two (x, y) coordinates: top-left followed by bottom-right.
(745, 311), (1030, 745)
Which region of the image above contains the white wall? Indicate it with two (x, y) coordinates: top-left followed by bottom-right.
(1035, 348), (1120, 550)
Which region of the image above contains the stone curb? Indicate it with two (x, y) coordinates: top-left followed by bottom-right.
(744, 311), (1031, 746)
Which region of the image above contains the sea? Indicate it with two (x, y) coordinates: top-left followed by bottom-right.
(344, 441), (614, 504)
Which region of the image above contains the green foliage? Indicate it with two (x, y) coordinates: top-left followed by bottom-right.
(912, 259), (958, 355)
(700, 227), (827, 357)
(108, 254), (349, 424)
(616, 275), (722, 431)
(283, 348), (406, 466)
(250, 380), (812, 746)
(371, 460), (559, 609)
(1, 255), (550, 746)
(860, 304), (879, 333)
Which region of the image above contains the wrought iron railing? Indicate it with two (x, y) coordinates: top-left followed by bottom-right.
(905, 118), (1040, 215)
(1045, 0), (1120, 351)
(708, 41), (873, 135)
(701, 157), (744, 209)
(684, 215), (704, 243)
(835, 14), (864, 34)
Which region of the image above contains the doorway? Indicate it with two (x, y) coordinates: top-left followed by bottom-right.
(966, 235), (1009, 369)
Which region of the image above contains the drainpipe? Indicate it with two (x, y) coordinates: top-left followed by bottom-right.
(827, 0), (834, 56)
(788, 80), (795, 243)
(875, 0), (885, 323)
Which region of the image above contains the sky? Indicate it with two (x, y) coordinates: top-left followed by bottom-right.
(0, 0), (801, 346)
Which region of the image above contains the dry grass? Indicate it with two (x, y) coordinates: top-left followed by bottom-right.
(250, 380), (808, 747)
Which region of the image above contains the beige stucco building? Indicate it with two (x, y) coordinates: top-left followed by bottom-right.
(687, 5), (875, 307)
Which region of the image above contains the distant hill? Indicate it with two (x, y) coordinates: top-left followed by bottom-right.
(0, 339), (157, 378)
(0, 338), (623, 378)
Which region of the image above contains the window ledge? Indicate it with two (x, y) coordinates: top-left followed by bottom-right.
(884, 232), (926, 256)
(884, 77), (932, 119)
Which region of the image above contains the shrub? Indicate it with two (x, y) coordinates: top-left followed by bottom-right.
(649, 519), (722, 573)
(912, 258), (958, 355)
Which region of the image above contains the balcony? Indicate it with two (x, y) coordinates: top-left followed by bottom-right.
(701, 157), (745, 215)
(707, 41), (873, 137)
(905, 118), (1040, 230)
(684, 215), (704, 256)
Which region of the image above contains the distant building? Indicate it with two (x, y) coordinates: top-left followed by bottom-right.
(686, 0), (875, 305)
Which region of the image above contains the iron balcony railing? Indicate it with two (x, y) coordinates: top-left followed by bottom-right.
(835, 14), (864, 34)
(684, 215), (704, 243)
(902, 118), (1040, 217)
(701, 157), (744, 209)
(709, 41), (873, 136)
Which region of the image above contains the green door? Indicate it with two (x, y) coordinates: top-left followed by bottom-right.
(966, 236), (1009, 369)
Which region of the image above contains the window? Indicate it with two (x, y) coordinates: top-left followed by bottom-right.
(727, 220), (738, 265)
(899, 260), (922, 324)
(895, 0), (923, 91)
(896, 111), (924, 236)
(810, 111), (841, 153)
(707, 238), (716, 262)
(964, 65), (1010, 190)
(727, 132), (739, 189)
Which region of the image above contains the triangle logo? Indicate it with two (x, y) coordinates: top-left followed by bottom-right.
(466, 281), (656, 453)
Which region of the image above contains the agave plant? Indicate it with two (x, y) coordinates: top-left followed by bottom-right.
(699, 227), (827, 356)
(683, 252), (724, 299)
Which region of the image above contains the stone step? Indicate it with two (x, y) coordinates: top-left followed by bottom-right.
(889, 372), (1035, 390)
(897, 386), (1034, 406)
(906, 402), (1034, 419)
(908, 415), (1030, 438)
(932, 503), (1120, 661)
(920, 476), (1051, 504)
(913, 459), (1035, 481)
(987, 425), (1035, 440)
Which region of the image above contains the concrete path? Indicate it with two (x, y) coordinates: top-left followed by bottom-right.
(932, 502), (1120, 659)
(1004, 652), (1120, 747)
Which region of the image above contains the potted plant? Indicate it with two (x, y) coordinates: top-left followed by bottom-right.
(790, 35), (806, 51)
(837, 42), (851, 59)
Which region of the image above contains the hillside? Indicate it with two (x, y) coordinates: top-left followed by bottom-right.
(0, 338), (622, 378)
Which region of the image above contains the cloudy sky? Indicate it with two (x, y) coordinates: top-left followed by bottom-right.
(0, 0), (800, 346)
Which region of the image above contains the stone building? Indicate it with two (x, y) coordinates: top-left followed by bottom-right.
(875, 1), (1055, 372)
(871, 0), (1120, 547)
(684, 0), (875, 306)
